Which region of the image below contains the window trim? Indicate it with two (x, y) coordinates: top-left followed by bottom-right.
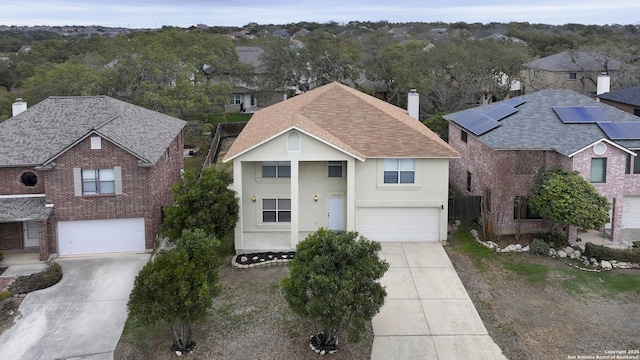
(262, 198), (291, 223)
(626, 154), (640, 175)
(232, 94), (242, 105)
(383, 158), (415, 184)
(74, 167), (122, 196)
(261, 161), (291, 178)
(590, 158), (607, 183)
(327, 161), (343, 178)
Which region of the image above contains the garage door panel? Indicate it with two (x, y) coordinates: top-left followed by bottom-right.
(356, 207), (439, 242)
(622, 197), (640, 229)
(58, 218), (146, 256)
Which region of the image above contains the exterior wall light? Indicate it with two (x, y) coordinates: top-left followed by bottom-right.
(314, 195), (318, 202)
(252, 195), (256, 202)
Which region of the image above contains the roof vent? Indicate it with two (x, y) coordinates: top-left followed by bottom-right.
(12, 98), (27, 117)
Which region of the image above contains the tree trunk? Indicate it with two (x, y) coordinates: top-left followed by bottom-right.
(171, 317), (193, 352)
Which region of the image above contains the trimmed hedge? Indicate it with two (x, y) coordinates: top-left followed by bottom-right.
(584, 243), (640, 263)
(9, 262), (63, 294)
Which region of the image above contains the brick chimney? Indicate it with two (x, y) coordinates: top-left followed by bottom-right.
(12, 98), (27, 117)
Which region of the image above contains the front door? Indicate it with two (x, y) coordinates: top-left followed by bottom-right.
(23, 221), (39, 248)
(327, 198), (345, 231)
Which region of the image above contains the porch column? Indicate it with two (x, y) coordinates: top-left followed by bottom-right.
(346, 158), (356, 231)
(233, 160), (244, 251)
(290, 159), (299, 248)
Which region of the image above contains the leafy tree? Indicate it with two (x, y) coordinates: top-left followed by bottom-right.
(528, 166), (610, 232)
(301, 31), (361, 86)
(127, 228), (221, 352)
(0, 87), (17, 122)
(22, 61), (102, 104)
(162, 166), (239, 241)
(282, 228), (389, 354)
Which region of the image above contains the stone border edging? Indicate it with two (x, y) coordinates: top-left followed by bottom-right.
(231, 255), (292, 269)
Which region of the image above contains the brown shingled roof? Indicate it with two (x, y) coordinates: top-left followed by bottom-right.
(223, 82), (459, 161)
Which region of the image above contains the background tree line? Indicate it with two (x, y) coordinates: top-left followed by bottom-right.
(1, 21), (640, 121)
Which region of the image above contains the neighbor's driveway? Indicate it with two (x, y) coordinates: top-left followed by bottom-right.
(0, 253), (148, 360)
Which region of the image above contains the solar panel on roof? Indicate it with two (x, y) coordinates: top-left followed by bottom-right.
(503, 97), (525, 108)
(480, 104), (518, 121)
(553, 106), (612, 123)
(453, 110), (501, 136)
(598, 122), (640, 140)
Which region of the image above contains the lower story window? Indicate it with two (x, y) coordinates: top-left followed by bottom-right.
(513, 196), (542, 219)
(263, 199), (291, 223)
(82, 169), (115, 195)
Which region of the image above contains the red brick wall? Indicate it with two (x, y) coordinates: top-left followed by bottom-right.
(599, 99), (639, 116)
(0, 167), (46, 195)
(45, 133), (183, 254)
(0, 222), (22, 250)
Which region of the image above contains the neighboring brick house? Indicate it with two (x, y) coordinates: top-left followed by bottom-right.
(444, 90), (640, 245)
(597, 85), (640, 117)
(0, 96), (186, 261)
(523, 51), (623, 97)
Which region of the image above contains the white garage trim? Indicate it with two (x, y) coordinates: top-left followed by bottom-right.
(57, 218), (146, 256)
(622, 196), (640, 229)
(356, 207), (440, 242)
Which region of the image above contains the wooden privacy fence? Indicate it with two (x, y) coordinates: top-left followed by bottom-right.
(448, 195), (483, 223)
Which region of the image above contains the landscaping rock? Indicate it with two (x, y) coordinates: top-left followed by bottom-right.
(573, 250), (581, 259)
(557, 250), (567, 258)
(515, 244), (522, 251)
(590, 258), (597, 264)
(601, 260), (612, 270)
(522, 245), (529, 252)
(564, 247), (574, 257)
(549, 248), (557, 256)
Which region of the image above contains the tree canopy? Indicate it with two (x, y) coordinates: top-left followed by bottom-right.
(282, 228), (389, 353)
(127, 228), (221, 352)
(162, 166), (239, 241)
(528, 166), (610, 230)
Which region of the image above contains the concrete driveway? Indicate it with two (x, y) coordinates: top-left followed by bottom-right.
(371, 242), (506, 360)
(0, 253), (149, 360)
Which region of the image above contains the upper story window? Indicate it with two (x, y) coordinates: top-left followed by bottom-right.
(625, 154), (640, 175)
(383, 159), (415, 184)
(262, 198), (291, 223)
(566, 72), (577, 80)
(90, 136), (102, 149)
(460, 130), (468, 143)
(590, 158), (607, 183)
(20, 172), (38, 187)
(328, 161), (343, 178)
(262, 161), (291, 178)
(82, 169), (115, 195)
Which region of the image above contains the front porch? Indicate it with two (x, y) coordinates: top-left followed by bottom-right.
(0, 195), (53, 261)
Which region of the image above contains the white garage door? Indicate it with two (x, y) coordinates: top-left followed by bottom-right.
(356, 207), (440, 242)
(622, 197), (640, 229)
(57, 218), (146, 256)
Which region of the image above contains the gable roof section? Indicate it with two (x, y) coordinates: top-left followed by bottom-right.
(224, 82), (459, 161)
(0, 96), (186, 167)
(525, 51), (623, 72)
(597, 85), (640, 107)
(445, 90), (640, 156)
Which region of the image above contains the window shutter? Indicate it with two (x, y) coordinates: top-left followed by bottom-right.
(114, 166), (123, 195)
(73, 168), (82, 196)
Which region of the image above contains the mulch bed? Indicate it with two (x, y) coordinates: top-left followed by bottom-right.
(232, 251), (296, 268)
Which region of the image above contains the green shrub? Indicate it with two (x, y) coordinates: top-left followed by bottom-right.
(633, 241), (640, 249)
(0, 290), (12, 301)
(584, 243), (640, 263)
(0, 297), (15, 316)
(9, 262), (63, 294)
(529, 238), (550, 256)
(584, 243), (612, 261)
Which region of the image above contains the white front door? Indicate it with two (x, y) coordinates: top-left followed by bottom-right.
(23, 221), (40, 248)
(327, 198), (345, 231)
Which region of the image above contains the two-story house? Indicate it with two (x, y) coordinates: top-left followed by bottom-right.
(0, 96), (186, 261)
(523, 51), (623, 97)
(445, 90), (640, 245)
(223, 82), (459, 254)
(597, 85), (640, 117)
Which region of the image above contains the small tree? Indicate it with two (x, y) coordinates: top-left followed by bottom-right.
(529, 166), (610, 233)
(163, 166), (239, 241)
(282, 228), (389, 354)
(127, 229), (221, 353)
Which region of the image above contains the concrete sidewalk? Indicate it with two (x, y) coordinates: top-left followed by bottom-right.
(371, 242), (506, 360)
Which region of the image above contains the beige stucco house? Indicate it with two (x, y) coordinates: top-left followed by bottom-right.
(223, 82), (459, 254)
